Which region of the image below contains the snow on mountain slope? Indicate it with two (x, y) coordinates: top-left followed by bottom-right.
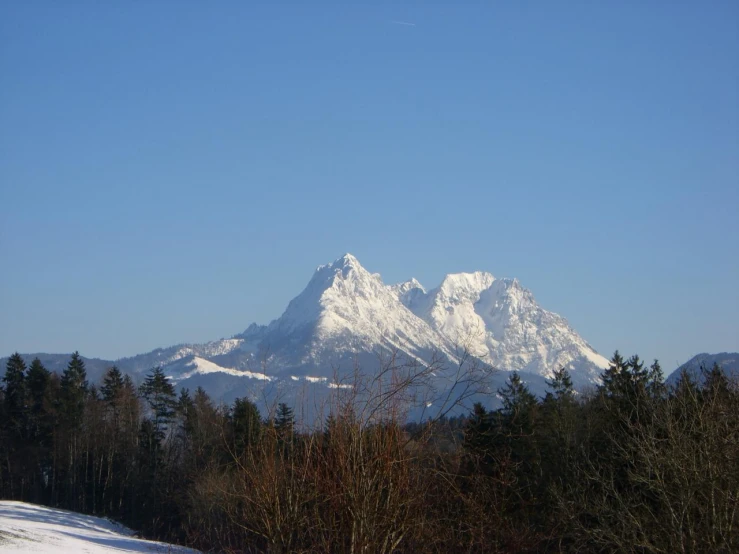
(390, 278), (427, 312)
(394, 270), (609, 383)
(402, 271), (496, 352)
(116, 338), (248, 374)
(234, 254), (459, 374)
(165, 355), (272, 382)
(3, 254), (610, 407)
(0, 501), (198, 553)
(226, 254), (607, 386)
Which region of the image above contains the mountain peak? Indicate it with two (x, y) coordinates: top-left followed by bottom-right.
(241, 258), (608, 384)
(392, 277), (425, 294)
(272, 254), (379, 333)
(338, 252), (359, 264)
(667, 352), (739, 384)
(5, 256), (613, 412)
(321, 253), (362, 270)
(391, 278), (428, 312)
(436, 271), (496, 301)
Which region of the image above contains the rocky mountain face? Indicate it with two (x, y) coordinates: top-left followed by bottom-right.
(391, 269), (608, 383)
(3, 254), (611, 414)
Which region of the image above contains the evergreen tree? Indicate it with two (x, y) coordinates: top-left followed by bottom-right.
(175, 388), (196, 454)
(601, 350), (629, 397)
(232, 397), (261, 453)
(600, 351), (653, 414)
(115, 374), (141, 521)
(177, 388), (194, 429)
(546, 367), (574, 400)
(463, 402), (493, 457)
(673, 367), (699, 397)
(136, 370), (179, 536)
(26, 358), (52, 445)
(627, 354), (649, 387)
(495, 372), (540, 496)
(60, 351), (88, 428)
(184, 387), (223, 471)
(101, 366), (125, 403)
(2, 353), (27, 440)
(324, 413), (337, 440)
(56, 352), (89, 510)
(646, 359), (666, 399)
(703, 362), (730, 399)
(274, 402), (294, 441)
(27, 358), (50, 414)
(540, 365), (581, 528)
(1, 354), (28, 499)
(498, 371), (538, 419)
(139, 367), (177, 442)
(122, 374), (137, 408)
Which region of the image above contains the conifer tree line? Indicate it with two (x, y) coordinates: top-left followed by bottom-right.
(1, 350), (737, 553)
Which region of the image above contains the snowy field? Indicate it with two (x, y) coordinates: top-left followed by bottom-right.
(0, 501), (199, 553)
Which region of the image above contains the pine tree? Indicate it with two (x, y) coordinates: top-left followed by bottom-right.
(2, 353), (27, 441)
(601, 350), (628, 397)
(498, 371), (538, 418)
(139, 367), (177, 443)
(116, 374), (141, 521)
(674, 367), (699, 396)
(540, 366), (580, 521)
(184, 387), (222, 472)
(232, 397), (262, 453)
(101, 366), (125, 404)
(56, 352), (89, 510)
(495, 372), (540, 490)
(275, 402), (294, 427)
(601, 352), (662, 431)
(703, 362), (730, 397)
(175, 388), (195, 448)
(601, 351), (652, 402)
(26, 358), (52, 444)
(27, 358), (50, 411)
(646, 359), (666, 399)
(628, 354), (648, 383)
(463, 402), (494, 459)
(274, 402), (294, 442)
(136, 369), (179, 535)
(60, 351), (88, 428)
(177, 388), (194, 423)
(546, 367), (574, 400)
(1, 354), (28, 499)
(88, 384), (101, 401)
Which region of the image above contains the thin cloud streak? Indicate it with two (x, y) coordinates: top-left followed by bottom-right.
(390, 20), (416, 27)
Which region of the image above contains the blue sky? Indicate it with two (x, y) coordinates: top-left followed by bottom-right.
(1, 2), (737, 373)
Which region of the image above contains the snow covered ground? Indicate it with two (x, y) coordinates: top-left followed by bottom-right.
(0, 501), (199, 553)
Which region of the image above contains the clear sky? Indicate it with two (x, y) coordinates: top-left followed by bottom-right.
(1, 2), (737, 373)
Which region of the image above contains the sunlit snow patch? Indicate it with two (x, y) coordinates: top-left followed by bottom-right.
(178, 356), (272, 381)
(0, 501), (199, 553)
(289, 376), (353, 389)
(328, 383), (353, 389)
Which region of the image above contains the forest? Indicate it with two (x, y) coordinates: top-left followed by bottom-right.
(1, 351), (737, 553)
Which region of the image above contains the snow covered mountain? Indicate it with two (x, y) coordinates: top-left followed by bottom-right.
(392, 269), (609, 383)
(235, 254), (460, 372)
(3, 254), (609, 411)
